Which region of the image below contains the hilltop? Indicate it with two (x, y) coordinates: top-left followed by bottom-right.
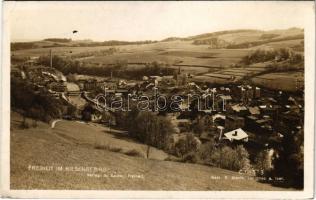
(186, 28), (303, 49)
(11, 27), (303, 51)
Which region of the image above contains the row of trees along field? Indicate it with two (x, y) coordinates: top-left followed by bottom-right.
(11, 40), (158, 51)
(226, 35), (304, 49)
(241, 48), (304, 65)
(43, 38), (72, 43)
(38, 55), (175, 80)
(11, 42), (37, 51)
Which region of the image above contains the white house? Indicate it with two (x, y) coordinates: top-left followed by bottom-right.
(224, 128), (248, 142)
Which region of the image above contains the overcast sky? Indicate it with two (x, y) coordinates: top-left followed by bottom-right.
(6, 1), (313, 42)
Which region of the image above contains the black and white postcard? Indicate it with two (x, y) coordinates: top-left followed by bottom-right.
(0, 1), (315, 199)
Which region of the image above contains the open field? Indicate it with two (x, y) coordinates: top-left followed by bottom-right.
(52, 120), (169, 160)
(191, 75), (235, 85)
(251, 71), (304, 91)
(10, 112), (290, 190)
(252, 39), (304, 51)
(12, 41), (250, 75)
(13, 46), (245, 66)
(83, 48), (249, 72)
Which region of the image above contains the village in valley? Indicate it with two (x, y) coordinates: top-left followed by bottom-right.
(10, 28), (305, 190)
(12, 55), (304, 146)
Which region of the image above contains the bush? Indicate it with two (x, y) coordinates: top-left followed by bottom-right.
(197, 139), (217, 163)
(19, 119), (30, 129)
(164, 155), (182, 162)
(219, 146), (239, 170)
(174, 133), (199, 158)
(124, 149), (143, 157)
(215, 145), (251, 171)
(182, 152), (199, 163)
(31, 120), (38, 128)
(94, 144), (122, 153)
(198, 144), (252, 172)
(109, 146), (123, 152)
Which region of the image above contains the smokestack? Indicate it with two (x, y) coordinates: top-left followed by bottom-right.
(50, 49), (53, 68)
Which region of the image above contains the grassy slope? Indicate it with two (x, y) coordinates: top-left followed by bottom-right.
(11, 112), (289, 190)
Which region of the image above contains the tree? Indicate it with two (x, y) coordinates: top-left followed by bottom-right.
(235, 145), (251, 172)
(125, 106), (140, 134)
(127, 111), (175, 157)
(81, 104), (94, 121)
(240, 48), (302, 65)
(67, 104), (77, 118)
(192, 116), (206, 135)
(197, 138), (217, 163)
(11, 78), (66, 122)
(255, 150), (272, 176)
(208, 145), (251, 171)
(272, 130), (304, 188)
(29, 107), (44, 127)
(174, 133), (199, 159)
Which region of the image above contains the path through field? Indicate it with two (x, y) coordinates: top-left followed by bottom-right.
(51, 119), (62, 128)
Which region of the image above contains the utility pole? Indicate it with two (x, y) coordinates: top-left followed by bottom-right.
(50, 49), (53, 68)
